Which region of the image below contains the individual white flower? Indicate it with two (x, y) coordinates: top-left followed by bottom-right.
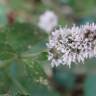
(38, 10), (58, 32)
(47, 23), (96, 67)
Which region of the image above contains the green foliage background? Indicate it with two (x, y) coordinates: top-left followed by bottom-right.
(0, 0), (96, 96)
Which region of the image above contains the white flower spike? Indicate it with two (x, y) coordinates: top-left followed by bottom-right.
(47, 23), (96, 68)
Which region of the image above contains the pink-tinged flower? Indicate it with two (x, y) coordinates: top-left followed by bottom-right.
(38, 10), (58, 32)
(47, 23), (96, 67)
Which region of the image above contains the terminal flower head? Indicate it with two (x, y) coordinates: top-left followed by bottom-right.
(47, 23), (96, 67)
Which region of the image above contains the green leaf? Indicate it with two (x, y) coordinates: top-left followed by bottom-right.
(7, 59), (47, 95)
(0, 43), (14, 60)
(0, 70), (10, 94)
(5, 22), (47, 53)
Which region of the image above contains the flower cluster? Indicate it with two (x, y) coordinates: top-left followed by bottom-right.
(47, 23), (96, 67)
(38, 10), (58, 32)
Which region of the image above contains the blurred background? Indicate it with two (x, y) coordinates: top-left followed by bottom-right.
(0, 0), (96, 96)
